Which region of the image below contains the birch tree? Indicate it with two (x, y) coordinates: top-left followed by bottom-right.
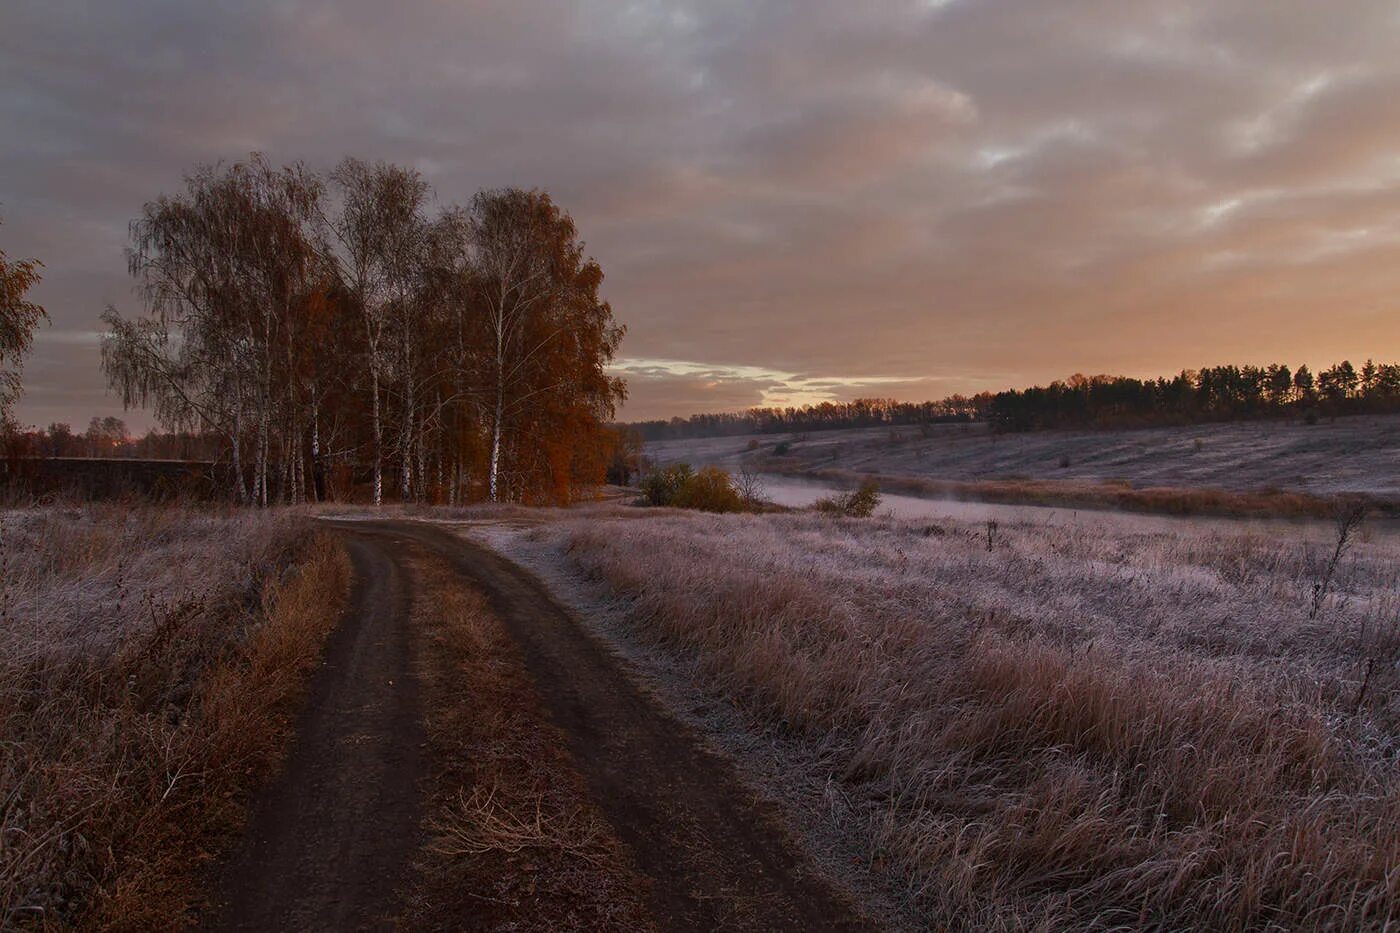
(467, 188), (625, 502)
(102, 159), (625, 506)
(326, 159), (429, 505)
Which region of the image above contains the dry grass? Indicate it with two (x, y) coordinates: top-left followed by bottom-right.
(535, 510), (1400, 929)
(429, 781), (610, 868)
(0, 504), (348, 928)
(402, 554), (652, 930)
(651, 413), (1400, 500)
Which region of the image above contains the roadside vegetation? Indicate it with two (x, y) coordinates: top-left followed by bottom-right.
(529, 508), (1400, 929)
(0, 505), (348, 927)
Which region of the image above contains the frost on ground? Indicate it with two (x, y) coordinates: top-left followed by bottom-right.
(476, 509), (1400, 930)
(0, 505), (343, 927)
(650, 412), (1400, 498)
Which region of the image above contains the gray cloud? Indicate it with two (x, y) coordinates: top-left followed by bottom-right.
(3, 0), (1400, 428)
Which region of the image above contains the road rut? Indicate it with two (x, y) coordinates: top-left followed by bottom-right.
(209, 537), (426, 931)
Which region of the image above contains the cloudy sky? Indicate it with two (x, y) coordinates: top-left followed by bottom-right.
(4, 0), (1400, 429)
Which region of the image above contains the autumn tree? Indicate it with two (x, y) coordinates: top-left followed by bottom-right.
(466, 188), (626, 501)
(0, 215), (48, 429)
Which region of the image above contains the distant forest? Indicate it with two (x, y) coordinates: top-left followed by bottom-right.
(629, 360), (1400, 440)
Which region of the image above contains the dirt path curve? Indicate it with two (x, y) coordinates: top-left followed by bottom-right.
(343, 520), (869, 932)
(208, 536), (426, 932)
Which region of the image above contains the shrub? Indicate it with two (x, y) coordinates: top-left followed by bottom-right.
(674, 466), (743, 513)
(640, 463), (693, 506)
(773, 441), (792, 456)
(640, 463), (743, 512)
(813, 478), (881, 517)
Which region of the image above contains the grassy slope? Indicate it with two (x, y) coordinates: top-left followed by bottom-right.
(648, 412), (1400, 501)
(536, 509), (1400, 929)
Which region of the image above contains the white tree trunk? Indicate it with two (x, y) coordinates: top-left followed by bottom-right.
(371, 361), (383, 506)
(489, 392), (503, 502)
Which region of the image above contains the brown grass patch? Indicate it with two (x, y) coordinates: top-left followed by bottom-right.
(399, 552), (653, 930)
(0, 505), (348, 928)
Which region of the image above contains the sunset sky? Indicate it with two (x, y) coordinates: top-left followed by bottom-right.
(4, 0), (1400, 430)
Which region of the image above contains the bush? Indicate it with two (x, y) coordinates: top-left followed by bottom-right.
(814, 478), (881, 517)
(773, 441), (791, 456)
(640, 463), (694, 506)
(640, 463), (743, 512)
(674, 466), (744, 513)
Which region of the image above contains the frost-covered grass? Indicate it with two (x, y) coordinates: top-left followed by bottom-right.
(0, 505), (346, 927)
(541, 509), (1400, 929)
(649, 413), (1400, 499)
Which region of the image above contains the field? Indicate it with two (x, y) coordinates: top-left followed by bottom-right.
(647, 413), (1400, 506)
(7, 492), (1400, 929)
(484, 505), (1400, 929)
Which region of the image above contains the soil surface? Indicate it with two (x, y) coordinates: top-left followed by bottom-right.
(209, 519), (867, 931)
(208, 537), (427, 931)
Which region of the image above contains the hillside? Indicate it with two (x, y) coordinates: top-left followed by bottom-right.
(648, 413), (1400, 499)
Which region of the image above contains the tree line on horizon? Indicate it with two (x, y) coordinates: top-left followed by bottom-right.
(987, 361), (1398, 431)
(629, 395), (990, 441)
(10, 416), (220, 461)
(96, 154), (625, 506)
(628, 360), (1400, 440)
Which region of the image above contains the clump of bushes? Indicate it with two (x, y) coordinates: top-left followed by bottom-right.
(640, 463), (744, 513)
(640, 463), (693, 506)
(813, 479), (881, 517)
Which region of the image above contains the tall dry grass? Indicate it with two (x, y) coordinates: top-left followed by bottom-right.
(542, 511), (1400, 929)
(0, 504), (348, 928)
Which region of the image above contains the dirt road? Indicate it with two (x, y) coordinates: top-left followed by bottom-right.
(209, 536), (427, 930)
(210, 519), (866, 931)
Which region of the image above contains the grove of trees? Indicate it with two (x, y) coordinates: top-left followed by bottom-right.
(101, 155), (626, 505)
